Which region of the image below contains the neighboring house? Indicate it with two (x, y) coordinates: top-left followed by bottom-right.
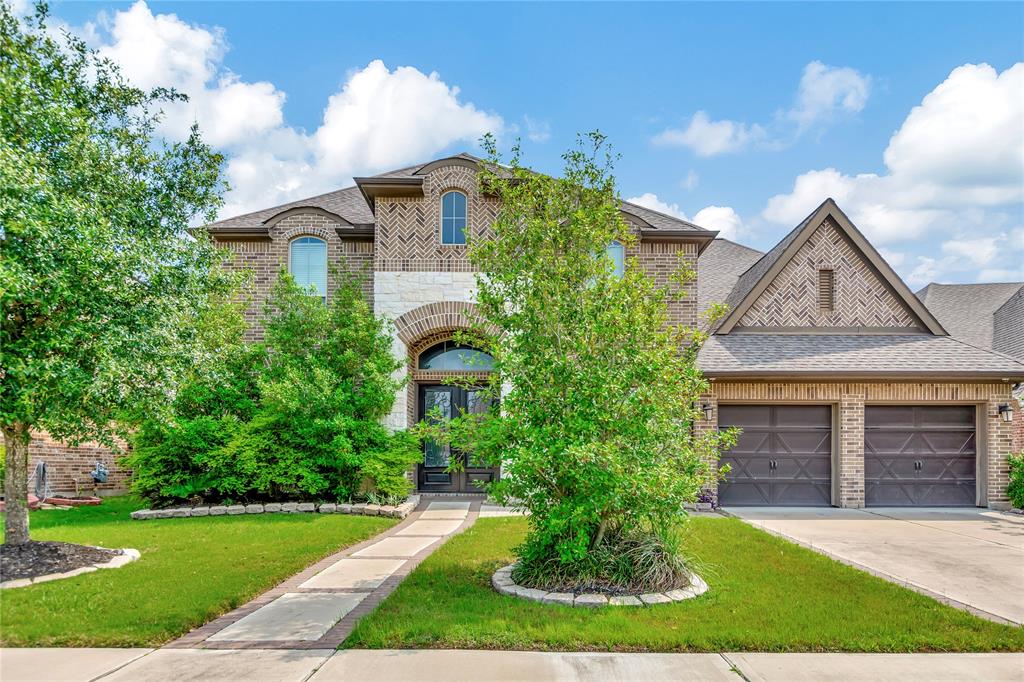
(37, 153), (1024, 507)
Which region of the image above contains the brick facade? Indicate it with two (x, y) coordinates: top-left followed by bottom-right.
(738, 218), (921, 329)
(631, 240), (699, 330)
(700, 381), (1016, 509)
(28, 431), (130, 496)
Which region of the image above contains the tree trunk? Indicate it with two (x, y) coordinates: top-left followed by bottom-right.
(3, 422), (31, 545)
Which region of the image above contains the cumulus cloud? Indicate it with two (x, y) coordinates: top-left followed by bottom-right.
(762, 62), (1023, 284)
(523, 115), (551, 143)
(653, 61), (870, 156)
(79, 1), (504, 217)
(626, 194), (744, 240)
(680, 170), (699, 191)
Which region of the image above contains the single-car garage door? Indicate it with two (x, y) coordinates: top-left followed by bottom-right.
(718, 405), (832, 506)
(864, 405), (976, 507)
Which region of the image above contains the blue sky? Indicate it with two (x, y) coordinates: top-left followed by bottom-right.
(44, 1), (1024, 286)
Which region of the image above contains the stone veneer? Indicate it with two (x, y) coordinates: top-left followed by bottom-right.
(697, 381), (1016, 508)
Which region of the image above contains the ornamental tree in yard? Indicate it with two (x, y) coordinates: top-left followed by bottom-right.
(0, 4), (232, 544)
(423, 134), (736, 592)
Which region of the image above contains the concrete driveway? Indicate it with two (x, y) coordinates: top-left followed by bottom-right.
(725, 507), (1024, 625)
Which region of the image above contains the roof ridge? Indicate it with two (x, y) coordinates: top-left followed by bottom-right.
(712, 237), (763, 254)
(944, 335), (1024, 369)
(619, 200), (705, 231)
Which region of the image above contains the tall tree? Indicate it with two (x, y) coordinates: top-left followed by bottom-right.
(0, 3), (232, 544)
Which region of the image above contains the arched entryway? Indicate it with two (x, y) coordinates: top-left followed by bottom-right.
(411, 338), (499, 493)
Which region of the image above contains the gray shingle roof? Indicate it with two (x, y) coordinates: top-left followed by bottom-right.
(917, 282), (1023, 351)
(696, 333), (1024, 378)
(206, 152), (706, 233)
(697, 239), (764, 316)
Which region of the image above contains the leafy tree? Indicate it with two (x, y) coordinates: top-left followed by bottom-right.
(423, 134), (735, 590)
(0, 3), (232, 543)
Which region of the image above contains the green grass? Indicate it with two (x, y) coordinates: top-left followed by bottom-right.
(1, 496), (394, 647)
(344, 516), (1024, 652)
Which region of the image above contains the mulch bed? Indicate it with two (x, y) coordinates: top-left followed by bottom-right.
(1, 541), (121, 582)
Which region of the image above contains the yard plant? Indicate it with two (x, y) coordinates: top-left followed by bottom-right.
(1007, 451), (1024, 509)
(0, 3), (233, 544)
(420, 135), (735, 593)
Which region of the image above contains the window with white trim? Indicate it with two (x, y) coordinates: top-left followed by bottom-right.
(606, 240), (625, 278)
(441, 191), (467, 245)
(290, 236), (328, 299)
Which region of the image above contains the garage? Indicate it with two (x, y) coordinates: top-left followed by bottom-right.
(864, 405), (977, 507)
(717, 405), (833, 506)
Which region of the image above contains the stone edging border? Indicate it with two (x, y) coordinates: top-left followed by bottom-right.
(1, 547), (140, 590)
(130, 495), (421, 521)
(491, 562), (708, 607)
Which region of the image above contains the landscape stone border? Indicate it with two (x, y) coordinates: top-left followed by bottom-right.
(491, 563), (708, 607)
(1, 547), (140, 590)
(130, 495), (420, 521)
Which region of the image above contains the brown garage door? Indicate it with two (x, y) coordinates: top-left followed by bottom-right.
(865, 405), (976, 507)
(718, 405), (832, 506)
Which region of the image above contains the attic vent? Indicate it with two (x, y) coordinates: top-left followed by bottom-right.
(818, 269), (835, 312)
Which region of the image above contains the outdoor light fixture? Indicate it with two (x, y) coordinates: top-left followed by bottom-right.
(998, 403), (1014, 423)
(701, 403), (714, 421)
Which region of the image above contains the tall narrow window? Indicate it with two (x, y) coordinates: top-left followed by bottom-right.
(441, 191), (467, 244)
(290, 236), (327, 300)
(606, 240), (625, 278)
(818, 268), (835, 312)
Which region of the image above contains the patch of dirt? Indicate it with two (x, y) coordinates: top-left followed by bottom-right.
(1, 541), (121, 582)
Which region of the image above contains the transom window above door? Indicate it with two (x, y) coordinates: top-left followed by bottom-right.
(289, 236), (328, 300)
(418, 340), (493, 370)
(441, 191), (467, 245)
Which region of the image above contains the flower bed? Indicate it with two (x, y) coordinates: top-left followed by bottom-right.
(129, 495), (419, 521)
(491, 562), (708, 607)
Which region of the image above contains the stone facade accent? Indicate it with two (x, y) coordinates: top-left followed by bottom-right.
(701, 381), (1016, 508)
(28, 431), (129, 495)
(738, 218), (921, 329)
(218, 212), (374, 340)
(130, 496), (420, 521)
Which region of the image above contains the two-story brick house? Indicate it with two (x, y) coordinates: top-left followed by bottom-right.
(204, 154), (1024, 508)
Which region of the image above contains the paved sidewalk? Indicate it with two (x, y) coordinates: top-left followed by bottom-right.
(167, 498), (480, 650)
(2, 648), (1022, 681)
(725, 506), (1024, 625)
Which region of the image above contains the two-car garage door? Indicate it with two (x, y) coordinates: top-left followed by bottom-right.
(718, 404), (977, 507)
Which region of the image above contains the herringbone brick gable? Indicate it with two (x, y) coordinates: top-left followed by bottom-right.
(739, 218), (920, 329)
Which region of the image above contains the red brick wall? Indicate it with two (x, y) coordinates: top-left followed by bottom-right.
(27, 431), (130, 496)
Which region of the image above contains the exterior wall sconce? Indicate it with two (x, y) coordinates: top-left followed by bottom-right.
(998, 403), (1014, 423)
(701, 403), (714, 421)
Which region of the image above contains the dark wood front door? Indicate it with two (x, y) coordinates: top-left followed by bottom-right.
(417, 384), (499, 493)
(864, 405), (977, 506)
(718, 405), (833, 506)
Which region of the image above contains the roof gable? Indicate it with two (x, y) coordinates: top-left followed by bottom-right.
(716, 199), (946, 335)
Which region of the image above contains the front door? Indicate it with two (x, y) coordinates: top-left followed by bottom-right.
(417, 384), (499, 493)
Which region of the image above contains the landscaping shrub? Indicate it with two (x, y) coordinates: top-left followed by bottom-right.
(1008, 452), (1024, 509)
(126, 270), (415, 505)
(419, 135), (736, 593)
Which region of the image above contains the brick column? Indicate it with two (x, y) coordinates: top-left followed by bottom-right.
(986, 396), (1015, 509)
(695, 393), (720, 502)
(838, 393), (865, 508)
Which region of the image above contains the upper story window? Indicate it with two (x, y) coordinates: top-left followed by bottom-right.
(418, 340), (493, 371)
(818, 268), (835, 312)
(606, 240), (625, 278)
(290, 236), (328, 299)
(441, 191), (467, 245)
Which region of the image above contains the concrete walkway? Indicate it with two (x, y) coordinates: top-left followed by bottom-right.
(168, 498), (480, 650)
(2, 648), (1022, 681)
(725, 506), (1024, 625)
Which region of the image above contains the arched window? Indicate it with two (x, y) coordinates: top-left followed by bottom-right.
(289, 236), (327, 299)
(606, 240), (625, 278)
(418, 341), (493, 370)
(441, 191), (467, 245)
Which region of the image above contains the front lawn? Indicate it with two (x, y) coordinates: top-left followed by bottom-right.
(345, 516), (1024, 652)
(1, 496), (393, 647)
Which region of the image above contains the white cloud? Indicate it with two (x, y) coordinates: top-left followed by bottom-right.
(679, 170), (699, 191)
(789, 61), (871, 130)
(941, 236), (1000, 267)
(524, 115), (551, 143)
(79, 1), (504, 217)
(762, 63), (1024, 259)
(626, 194), (745, 240)
(653, 111), (764, 156)
(877, 248), (905, 268)
(653, 61), (870, 156)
